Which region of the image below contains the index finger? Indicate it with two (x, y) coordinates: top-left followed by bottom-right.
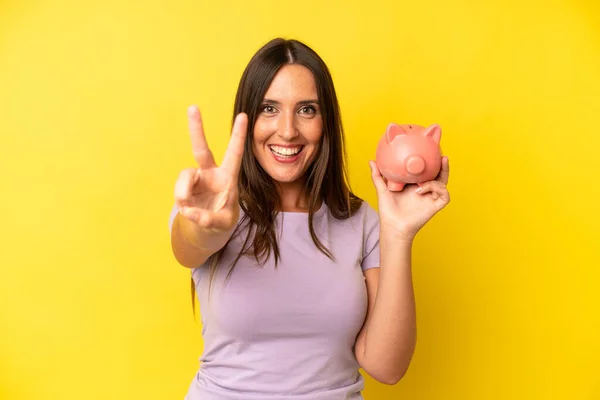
(221, 112), (249, 178)
(188, 105), (215, 168)
(436, 156), (450, 185)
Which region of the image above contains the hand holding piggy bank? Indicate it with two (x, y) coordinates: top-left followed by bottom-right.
(375, 123), (443, 191)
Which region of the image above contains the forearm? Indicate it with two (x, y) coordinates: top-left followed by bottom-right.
(170, 212), (232, 268)
(361, 232), (417, 382)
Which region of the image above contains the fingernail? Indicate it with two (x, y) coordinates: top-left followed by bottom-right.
(415, 187), (423, 193)
(188, 105), (198, 115)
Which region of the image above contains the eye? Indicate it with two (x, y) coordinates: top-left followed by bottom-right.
(298, 105), (316, 115)
(260, 104), (277, 113)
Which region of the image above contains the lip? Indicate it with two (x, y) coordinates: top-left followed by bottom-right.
(268, 144), (304, 164)
(268, 144), (304, 148)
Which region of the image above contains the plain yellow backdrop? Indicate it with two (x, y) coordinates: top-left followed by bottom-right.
(1, 0), (599, 399)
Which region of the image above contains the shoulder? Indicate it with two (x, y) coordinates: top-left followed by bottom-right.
(360, 200), (379, 220)
(326, 199), (380, 234)
(350, 201), (380, 269)
(352, 199), (380, 228)
(359, 201), (380, 240)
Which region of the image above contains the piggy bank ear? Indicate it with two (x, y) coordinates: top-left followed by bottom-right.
(423, 124), (442, 144)
(386, 123), (407, 143)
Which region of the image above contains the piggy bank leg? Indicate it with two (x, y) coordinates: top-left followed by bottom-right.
(386, 181), (406, 191)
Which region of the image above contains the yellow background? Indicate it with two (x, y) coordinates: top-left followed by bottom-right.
(1, 0), (599, 399)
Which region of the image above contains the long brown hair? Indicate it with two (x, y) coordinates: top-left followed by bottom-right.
(192, 38), (363, 309)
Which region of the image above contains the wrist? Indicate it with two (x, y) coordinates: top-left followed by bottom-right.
(380, 233), (414, 258)
(380, 224), (416, 244)
(379, 229), (414, 271)
(380, 234), (414, 250)
(178, 213), (230, 252)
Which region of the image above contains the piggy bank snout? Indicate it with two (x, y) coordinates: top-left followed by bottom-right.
(405, 155), (426, 175)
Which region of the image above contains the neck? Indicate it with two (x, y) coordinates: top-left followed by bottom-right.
(276, 180), (312, 212)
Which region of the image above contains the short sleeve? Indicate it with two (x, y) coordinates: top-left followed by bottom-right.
(361, 202), (381, 271)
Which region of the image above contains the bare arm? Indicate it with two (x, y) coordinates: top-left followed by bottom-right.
(355, 157), (451, 384)
(354, 238), (416, 385)
(169, 105), (248, 268)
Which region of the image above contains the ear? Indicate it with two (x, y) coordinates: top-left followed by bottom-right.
(423, 124), (442, 144)
(385, 123), (408, 143)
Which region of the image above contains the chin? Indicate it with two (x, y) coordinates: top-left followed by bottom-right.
(265, 167), (306, 185)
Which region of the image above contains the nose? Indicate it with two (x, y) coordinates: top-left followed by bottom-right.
(277, 113), (298, 140)
(405, 155), (426, 175)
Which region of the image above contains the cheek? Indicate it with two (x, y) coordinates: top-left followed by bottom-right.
(308, 130), (323, 148)
(254, 117), (277, 137)
(251, 134), (263, 160)
(306, 136), (323, 165)
(301, 120), (323, 145)
(252, 125), (269, 149)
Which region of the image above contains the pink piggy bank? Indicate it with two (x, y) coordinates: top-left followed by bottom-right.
(375, 123), (442, 191)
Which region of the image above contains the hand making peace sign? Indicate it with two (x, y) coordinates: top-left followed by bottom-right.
(174, 105), (248, 233)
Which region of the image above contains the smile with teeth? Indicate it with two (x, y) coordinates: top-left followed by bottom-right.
(269, 145), (303, 157)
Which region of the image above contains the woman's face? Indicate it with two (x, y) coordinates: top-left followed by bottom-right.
(252, 64), (323, 185)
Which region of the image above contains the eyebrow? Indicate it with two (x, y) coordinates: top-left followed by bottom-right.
(263, 98), (320, 106)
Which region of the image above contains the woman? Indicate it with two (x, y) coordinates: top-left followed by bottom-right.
(169, 37), (450, 400)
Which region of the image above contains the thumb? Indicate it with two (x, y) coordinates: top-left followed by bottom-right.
(369, 161), (387, 194)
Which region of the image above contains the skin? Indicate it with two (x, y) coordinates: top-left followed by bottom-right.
(252, 64), (323, 212)
(355, 156), (450, 384)
(170, 108), (248, 266)
(170, 63), (451, 385)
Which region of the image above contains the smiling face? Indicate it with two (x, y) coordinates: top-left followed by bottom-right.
(252, 64), (323, 186)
